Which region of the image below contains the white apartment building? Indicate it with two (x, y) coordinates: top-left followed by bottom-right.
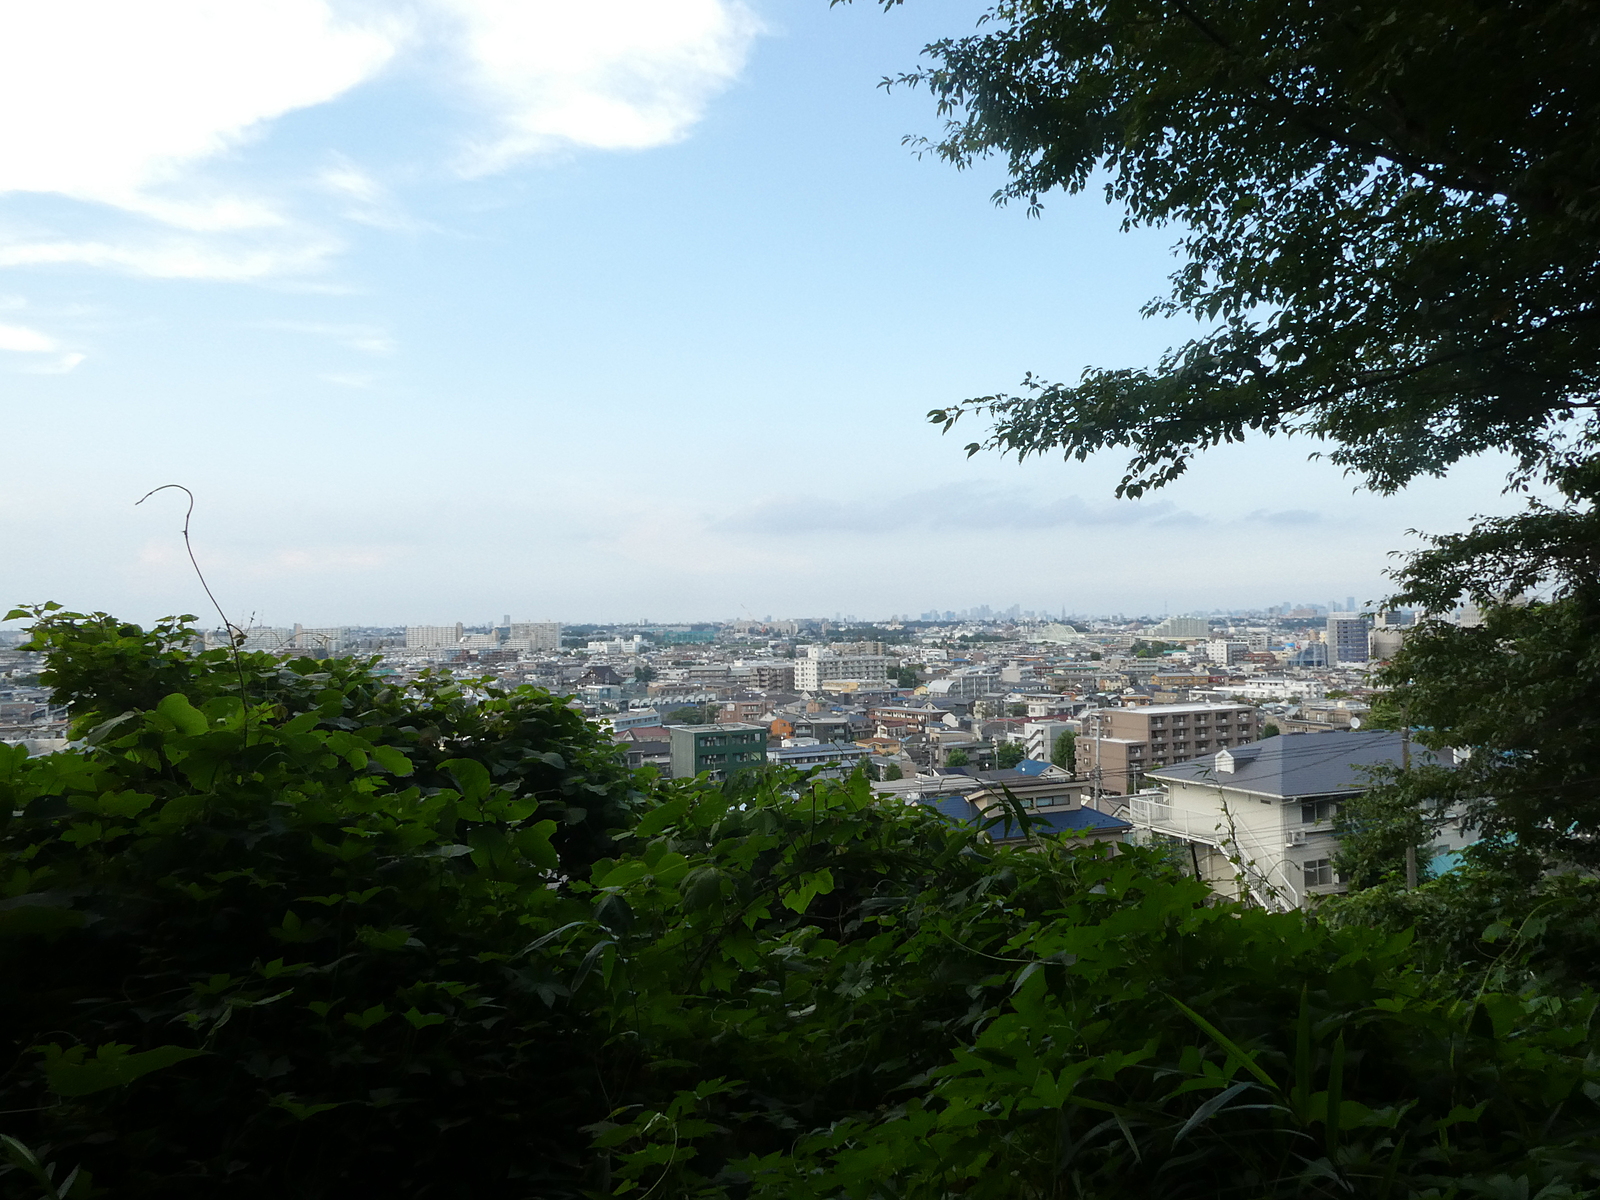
(238, 627), (295, 652)
(406, 624), (465, 649)
(1023, 719), (1076, 765)
(507, 622), (561, 652)
(1211, 678), (1326, 701)
(1204, 639), (1251, 665)
(1127, 732), (1466, 911)
(794, 647), (891, 692)
(923, 666), (1002, 700)
(1147, 616), (1209, 639)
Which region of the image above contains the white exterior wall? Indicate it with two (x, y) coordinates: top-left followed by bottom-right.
(1024, 720), (1075, 764)
(406, 624), (465, 649)
(794, 654), (890, 691)
(509, 622), (561, 652)
(1129, 778), (1341, 911)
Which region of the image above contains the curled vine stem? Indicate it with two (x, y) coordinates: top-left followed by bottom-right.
(135, 484), (251, 739)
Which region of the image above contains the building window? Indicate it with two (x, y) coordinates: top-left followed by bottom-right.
(1301, 798), (1342, 824)
(1303, 858), (1334, 888)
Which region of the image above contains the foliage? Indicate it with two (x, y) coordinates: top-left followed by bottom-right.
(1052, 728), (1078, 771)
(666, 703), (719, 726)
(894, 0), (1600, 508)
(5, 609), (1600, 1197)
(1261, 721), (1280, 737)
(567, 776), (1600, 1199)
(1363, 593), (1600, 873)
(0, 607), (647, 1197)
(884, 762), (903, 781)
(945, 748), (971, 767)
(1132, 639), (1179, 658)
(893, 665), (920, 689)
(995, 740), (1027, 768)
(1323, 865), (1600, 993)
(1331, 763), (1450, 889)
(633, 665), (656, 684)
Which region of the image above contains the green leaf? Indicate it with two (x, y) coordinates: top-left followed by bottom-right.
(369, 744), (413, 776)
(154, 692), (207, 737)
(39, 1042), (205, 1097)
(633, 798), (690, 839)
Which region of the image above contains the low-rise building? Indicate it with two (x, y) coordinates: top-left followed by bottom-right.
(1129, 731), (1465, 911)
(667, 723), (768, 780)
(767, 741), (869, 772)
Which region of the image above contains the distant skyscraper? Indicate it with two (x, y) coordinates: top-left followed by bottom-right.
(1346, 596), (1356, 611)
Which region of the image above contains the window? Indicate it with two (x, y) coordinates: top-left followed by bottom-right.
(1301, 799), (1341, 824)
(1303, 858), (1334, 888)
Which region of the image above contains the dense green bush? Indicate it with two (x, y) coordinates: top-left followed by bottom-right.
(3, 610), (1598, 1198)
(0, 608), (647, 1196)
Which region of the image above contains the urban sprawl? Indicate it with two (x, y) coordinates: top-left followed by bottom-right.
(0, 601), (1475, 913)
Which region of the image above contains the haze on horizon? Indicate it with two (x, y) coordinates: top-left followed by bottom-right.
(0, 0), (1524, 629)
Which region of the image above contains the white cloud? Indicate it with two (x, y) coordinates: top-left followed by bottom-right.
(0, 0), (759, 282)
(438, 0), (761, 172)
(0, 319), (84, 371)
(0, 234), (342, 281)
(260, 320), (395, 354)
(0, 0), (400, 215)
(0, 322), (57, 353)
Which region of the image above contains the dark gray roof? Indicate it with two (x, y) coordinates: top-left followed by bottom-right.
(1144, 730), (1451, 798)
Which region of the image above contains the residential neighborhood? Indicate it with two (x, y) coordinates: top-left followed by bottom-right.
(1, 601), (1471, 910)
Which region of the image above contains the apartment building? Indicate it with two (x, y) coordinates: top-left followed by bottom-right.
(749, 663), (796, 692)
(406, 624), (465, 649)
(1325, 613), (1371, 665)
(667, 723), (768, 780)
(1129, 731), (1467, 911)
(793, 648), (891, 692)
(507, 622), (561, 652)
(1082, 702), (1263, 795)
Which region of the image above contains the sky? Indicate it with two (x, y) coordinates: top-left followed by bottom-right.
(0, 0), (1525, 628)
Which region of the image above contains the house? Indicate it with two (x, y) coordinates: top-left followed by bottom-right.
(1128, 731), (1464, 911)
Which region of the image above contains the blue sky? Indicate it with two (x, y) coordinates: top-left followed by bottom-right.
(1, 0), (1517, 627)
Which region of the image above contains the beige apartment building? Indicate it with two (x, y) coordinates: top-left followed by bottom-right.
(1083, 702), (1263, 795)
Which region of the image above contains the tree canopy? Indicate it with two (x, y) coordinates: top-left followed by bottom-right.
(896, 0), (1599, 527)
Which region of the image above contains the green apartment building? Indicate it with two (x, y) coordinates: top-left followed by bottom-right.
(668, 723), (769, 780)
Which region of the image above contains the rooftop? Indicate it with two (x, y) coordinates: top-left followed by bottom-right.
(1144, 730), (1453, 798)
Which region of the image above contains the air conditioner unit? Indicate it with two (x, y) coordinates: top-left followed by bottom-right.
(1285, 831), (1308, 847)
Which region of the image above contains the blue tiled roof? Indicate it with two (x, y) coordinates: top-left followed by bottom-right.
(918, 797), (1129, 840)
(928, 794), (981, 822)
(1012, 758), (1053, 776)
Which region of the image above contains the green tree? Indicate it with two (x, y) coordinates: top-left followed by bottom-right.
(1261, 721), (1280, 738)
(945, 748), (971, 767)
(1332, 766), (1449, 890)
(906, 0), (1599, 517)
(884, 762), (903, 781)
(633, 664), (656, 684)
(666, 703), (717, 726)
(893, 664), (920, 689)
(995, 741), (1026, 768)
(1051, 729), (1078, 772)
